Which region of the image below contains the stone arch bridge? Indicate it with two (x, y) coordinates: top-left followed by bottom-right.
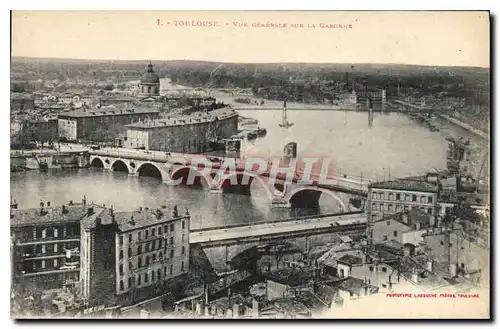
(89, 151), (369, 211)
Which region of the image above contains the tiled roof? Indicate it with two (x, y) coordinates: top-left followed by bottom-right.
(337, 277), (379, 295)
(337, 254), (363, 266)
(369, 177), (439, 193)
(10, 203), (89, 227)
(58, 106), (158, 118)
(112, 208), (188, 232)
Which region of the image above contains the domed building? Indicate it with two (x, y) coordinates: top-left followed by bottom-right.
(140, 62), (160, 96)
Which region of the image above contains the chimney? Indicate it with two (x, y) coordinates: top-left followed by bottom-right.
(110, 205), (114, 216)
(11, 200), (18, 209)
(82, 195), (87, 206)
(47, 201), (51, 207)
(426, 260), (433, 272)
(411, 268), (419, 284)
(62, 205), (68, 215)
(68, 200), (73, 206)
(40, 201), (44, 208)
(87, 207), (94, 216)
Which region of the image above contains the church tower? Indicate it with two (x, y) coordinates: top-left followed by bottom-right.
(140, 62), (160, 96)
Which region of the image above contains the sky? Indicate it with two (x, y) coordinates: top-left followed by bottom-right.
(11, 11), (490, 67)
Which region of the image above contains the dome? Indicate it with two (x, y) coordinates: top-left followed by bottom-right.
(141, 63), (160, 84)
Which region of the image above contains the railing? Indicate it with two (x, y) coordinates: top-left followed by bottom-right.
(189, 211), (364, 233)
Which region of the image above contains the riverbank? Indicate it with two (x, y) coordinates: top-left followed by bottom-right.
(436, 114), (489, 140)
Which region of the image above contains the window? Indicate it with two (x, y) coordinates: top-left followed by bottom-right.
(138, 232), (142, 241)
(138, 245), (142, 254)
(420, 196), (426, 203)
(119, 250), (124, 259)
(170, 224), (174, 232)
(170, 237), (174, 245)
(153, 254), (157, 262)
(119, 280), (124, 291)
(119, 264), (124, 275)
(164, 267), (167, 277)
(412, 195), (417, 202)
(164, 225), (168, 233)
(388, 193), (393, 201)
(428, 196), (433, 203)
(379, 193), (384, 200)
(144, 273), (149, 283)
(157, 269), (161, 280)
(152, 228), (156, 236)
(182, 221), (186, 229)
(396, 193), (401, 201)
(151, 271), (155, 282)
(382, 267), (387, 273)
(388, 204), (393, 212)
(427, 208), (433, 215)
(146, 243), (150, 252)
(145, 230), (149, 239)
(386, 220), (391, 226)
(181, 261), (185, 272)
(42, 229), (47, 239)
(158, 227), (162, 235)
(369, 266), (374, 272)
(440, 241), (444, 246)
(159, 239), (163, 248)
(159, 252), (163, 260)
(405, 194), (410, 201)
(129, 261), (133, 271)
(128, 247), (132, 257)
(128, 277), (132, 287)
(170, 264), (173, 274)
(170, 249), (174, 258)
(54, 228), (58, 238)
(372, 204), (378, 211)
(54, 244), (58, 252)
(393, 230), (398, 237)
(372, 192), (377, 199)
(129, 234), (132, 243)
(181, 246), (185, 255)
(41, 260), (46, 269)
(138, 257), (142, 268)
(182, 234), (185, 243)
(395, 205), (401, 212)
(54, 259), (58, 267)
(383, 236), (388, 241)
(120, 236), (124, 245)
(146, 256), (150, 265)
(138, 275), (142, 285)
(152, 240), (156, 250)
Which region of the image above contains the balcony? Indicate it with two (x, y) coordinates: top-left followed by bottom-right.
(15, 236), (80, 246)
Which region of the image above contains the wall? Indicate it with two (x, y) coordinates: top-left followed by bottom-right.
(368, 187), (437, 223)
(125, 128), (150, 149)
(58, 119), (78, 141)
(372, 218), (413, 244)
(401, 229), (428, 246)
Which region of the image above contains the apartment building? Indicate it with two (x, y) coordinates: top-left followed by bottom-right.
(10, 200), (88, 294)
(80, 205), (190, 307)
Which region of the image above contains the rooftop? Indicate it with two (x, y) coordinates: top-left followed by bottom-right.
(112, 207), (188, 232)
(58, 105), (158, 118)
(337, 254), (364, 266)
(337, 277), (379, 295)
(126, 108), (237, 129)
(369, 177), (439, 193)
(10, 202), (89, 228)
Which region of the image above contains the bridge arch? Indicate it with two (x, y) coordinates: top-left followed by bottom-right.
(136, 162), (163, 181)
(284, 186), (348, 212)
(215, 172), (275, 200)
(90, 157), (104, 168)
(111, 159), (130, 173)
(170, 166), (211, 188)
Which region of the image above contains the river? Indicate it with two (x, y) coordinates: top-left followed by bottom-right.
(11, 110), (452, 229)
